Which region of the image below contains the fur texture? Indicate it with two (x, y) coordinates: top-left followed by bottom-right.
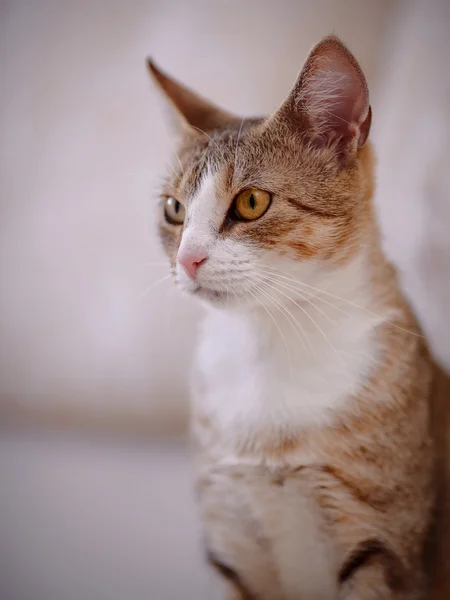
(148, 36), (450, 599)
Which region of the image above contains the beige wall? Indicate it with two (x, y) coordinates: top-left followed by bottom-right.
(2, 4), (450, 596)
(374, 0), (450, 367)
(4, 0), (449, 434)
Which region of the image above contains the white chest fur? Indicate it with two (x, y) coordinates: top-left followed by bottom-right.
(194, 303), (380, 446)
(193, 303), (381, 598)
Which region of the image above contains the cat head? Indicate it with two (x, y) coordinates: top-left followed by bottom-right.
(148, 36), (374, 309)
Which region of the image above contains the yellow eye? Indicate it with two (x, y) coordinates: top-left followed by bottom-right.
(164, 197), (185, 225)
(234, 189), (271, 221)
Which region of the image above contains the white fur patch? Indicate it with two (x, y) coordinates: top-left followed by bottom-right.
(176, 168), (218, 287)
(176, 167), (262, 300)
(193, 255), (380, 598)
(196, 286), (379, 442)
(187, 168), (383, 598)
(184, 167), (382, 444)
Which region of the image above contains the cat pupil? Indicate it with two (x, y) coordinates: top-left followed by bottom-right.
(249, 194), (255, 210)
(175, 200), (180, 213)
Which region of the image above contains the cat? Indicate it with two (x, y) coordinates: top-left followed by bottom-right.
(147, 35), (450, 599)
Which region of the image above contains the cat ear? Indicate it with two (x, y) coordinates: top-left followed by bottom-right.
(271, 36), (372, 163)
(147, 59), (238, 134)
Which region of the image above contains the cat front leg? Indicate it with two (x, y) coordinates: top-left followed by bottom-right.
(206, 550), (254, 600)
(337, 538), (421, 600)
(309, 469), (428, 600)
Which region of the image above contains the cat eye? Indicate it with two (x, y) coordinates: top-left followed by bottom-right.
(234, 189), (271, 221)
(164, 196), (185, 225)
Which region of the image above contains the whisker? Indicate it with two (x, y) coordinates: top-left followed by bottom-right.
(157, 110), (185, 175)
(139, 261), (170, 268)
(247, 286), (293, 376)
(231, 288), (240, 307)
(189, 125), (221, 152)
(253, 286), (310, 356)
(268, 278), (384, 358)
(139, 274), (171, 301)
(256, 272), (342, 330)
(225, 280), (230, 311)
(267, 276), (352, 318)
(233, 117), (246, 184)
(255, 267), (364, 323)
(258, 277), (344, 365)
(258, 278), (376, 383)
(172, 152), (184, 175)
(249, 283), (322, 399)
(250, 278), (311, 358)
(253, 274), (377, 381)
(255, 267), (423, 337)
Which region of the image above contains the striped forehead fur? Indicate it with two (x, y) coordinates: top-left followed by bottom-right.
(158, 115), (374, 270)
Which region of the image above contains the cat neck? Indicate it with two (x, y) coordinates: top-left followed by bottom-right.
(208, 242), (399, 346)
(195, 245), (405, 442)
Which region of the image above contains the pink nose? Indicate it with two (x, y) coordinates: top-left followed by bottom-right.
(178, 250), (208, 280)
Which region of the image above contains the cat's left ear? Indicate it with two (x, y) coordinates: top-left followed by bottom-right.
(270, 35), (372, 164)
(147, 59), (239, 135)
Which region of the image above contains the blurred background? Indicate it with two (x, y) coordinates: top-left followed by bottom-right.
(1, 0), (449, 598)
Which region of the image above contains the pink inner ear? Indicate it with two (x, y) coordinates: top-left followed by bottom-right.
(298, 42), (370, 149)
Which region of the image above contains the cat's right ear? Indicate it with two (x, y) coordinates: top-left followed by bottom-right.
(268, 36), (372, 165)
(147, 59), (238, 136)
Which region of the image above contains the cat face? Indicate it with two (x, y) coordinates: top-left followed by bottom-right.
(150, 36), (374, 308)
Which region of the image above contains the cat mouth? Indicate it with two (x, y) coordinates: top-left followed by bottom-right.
(193, 285), (226, 301)
(191, 284), (249, 305)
